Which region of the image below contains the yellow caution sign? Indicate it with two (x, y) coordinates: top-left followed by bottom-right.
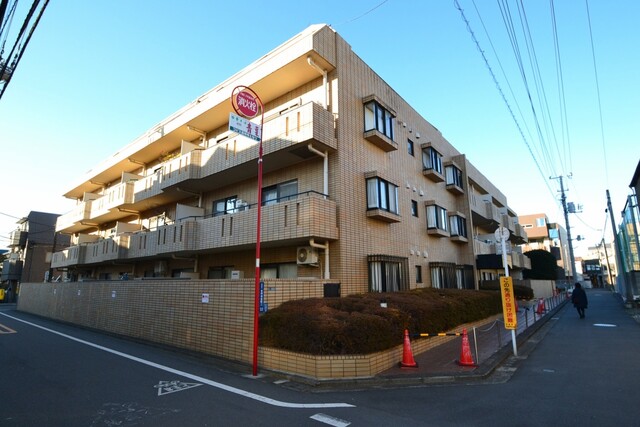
(500, 277), (517, 330)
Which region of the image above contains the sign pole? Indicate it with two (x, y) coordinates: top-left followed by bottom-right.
(495, 226), (517, 356)
(231, 86), (264, 377)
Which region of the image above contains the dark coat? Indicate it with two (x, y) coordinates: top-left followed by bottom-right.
(572, 287), (588, 309)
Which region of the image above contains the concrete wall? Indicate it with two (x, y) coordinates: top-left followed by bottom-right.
(527, 279), (556, 298)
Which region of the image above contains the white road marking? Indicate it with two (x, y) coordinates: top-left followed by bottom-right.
(154, 380), (203, 396)
(310, 413), (351, 426)
(593, 323), (617, 327)
(0, 312), (354, 409)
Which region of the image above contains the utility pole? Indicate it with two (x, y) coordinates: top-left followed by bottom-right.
(601, 238), (614, 289)
(550, 175), (577, 283)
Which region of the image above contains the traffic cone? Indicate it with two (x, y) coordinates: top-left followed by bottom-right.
(536, 298), (545, 315)
(399, 329), (418, 368)
(457, 329), (477, 367)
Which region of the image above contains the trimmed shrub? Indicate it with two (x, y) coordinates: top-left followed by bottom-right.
(259, 288), (502, 355)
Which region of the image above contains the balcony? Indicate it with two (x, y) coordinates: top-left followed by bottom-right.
(127, 220), (198, 259)
(193, 102), (337, 192)
(83, 236), (130, 265)
(8, 230), (27, 248)
(196, 191), (338, 251)
(133, 173), (162, 204)
(89, 182), (136, 222)
(51, 245), (86, 268)
(470, 198), (501, 227)
(56, 202), (95, 233)
(159, 149), (202, 190)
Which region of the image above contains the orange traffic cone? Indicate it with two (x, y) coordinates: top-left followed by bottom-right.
(457, 329), (477, 367)
(536, 298), (545, 315)
(399, 329), (418, 368)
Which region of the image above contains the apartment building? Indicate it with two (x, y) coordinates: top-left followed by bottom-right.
(51, 24), (527, 297)
(519, 212), (572, 279)
(2, 211), (70, 300)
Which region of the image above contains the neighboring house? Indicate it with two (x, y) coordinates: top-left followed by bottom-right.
(1, 211), (70, 301)
(518, 213), (573, 280)
(582, 242), (617, 287)
(51, 24), (527, 298)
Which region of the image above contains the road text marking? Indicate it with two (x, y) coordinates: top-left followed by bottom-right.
(0, 312), (354, 409)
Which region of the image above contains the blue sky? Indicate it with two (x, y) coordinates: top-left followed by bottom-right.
(1, 0), (638, 257)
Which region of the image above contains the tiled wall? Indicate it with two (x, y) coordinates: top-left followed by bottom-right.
(17, 279), (328, 363)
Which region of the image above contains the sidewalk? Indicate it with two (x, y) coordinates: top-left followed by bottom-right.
(376, 293), (568, 384)
(291, 293), (570, 390)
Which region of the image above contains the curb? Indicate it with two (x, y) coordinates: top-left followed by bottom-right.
(273, 299), (569, 391)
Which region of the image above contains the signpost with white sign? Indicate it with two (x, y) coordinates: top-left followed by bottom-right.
(229, 113), (262, 142)
(230, 85), (265, 377)
(495, 225), (517, 356)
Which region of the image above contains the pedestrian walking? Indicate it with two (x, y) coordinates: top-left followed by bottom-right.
(571, 282), (588, 319)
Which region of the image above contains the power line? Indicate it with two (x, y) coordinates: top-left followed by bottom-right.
(454, 0), (556, 202)
(584, 0), (608, 186)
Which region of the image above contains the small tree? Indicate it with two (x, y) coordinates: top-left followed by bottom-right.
(524, 249), (558, 280)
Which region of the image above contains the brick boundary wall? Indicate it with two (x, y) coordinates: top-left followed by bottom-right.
(17, 280), (499, 380)
(17, 279), (326, 364)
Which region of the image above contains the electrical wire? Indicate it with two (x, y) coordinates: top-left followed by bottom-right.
(454, 0), (557, 202)
(584, 0), (608, 187)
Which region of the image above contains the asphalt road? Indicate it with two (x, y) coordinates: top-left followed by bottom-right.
(1, 289), (638, 426)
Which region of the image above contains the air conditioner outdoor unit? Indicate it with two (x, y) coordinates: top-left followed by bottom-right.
(297, 246), (319, 265)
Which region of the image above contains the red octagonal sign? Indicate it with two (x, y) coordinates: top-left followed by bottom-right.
(233, 89), (260, 119)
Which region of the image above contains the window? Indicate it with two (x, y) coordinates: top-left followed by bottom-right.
(430, 262), (459, 289)
(213, 196), (238, 216)
(368, 255), (409, 292)
(427, 204), (448, 231)
(260, 263), (297, 279)
(449, 215), (467, 238)
(367, 177), (399, 214)
(262, 180), (298, 206)
(364, 100), (394, 140)
(407, 139), (414, 156)
(415, 265), (423, 284)
(411, 200), (418, 217)
(445, 164), (463, 189)
(535, 217), (546, 227)
(422, 146), (442, 174)
(207, 266), (234, 279)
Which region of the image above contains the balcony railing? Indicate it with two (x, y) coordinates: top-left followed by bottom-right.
(127, 220), (199, 259)
(89, 182), (136, 221)
(159, 150), (202, 190)
(83, 236), (130, 264)
(195, 191), (338, 251)
(51, 245), (86, 268)
(133, 173), (163, 204)
(56, 202), (93, 233)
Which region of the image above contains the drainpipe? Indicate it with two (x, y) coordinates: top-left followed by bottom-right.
(310, 238), (329, 279)
(307, 56), (328, 109)
(307, 144), (328, 199)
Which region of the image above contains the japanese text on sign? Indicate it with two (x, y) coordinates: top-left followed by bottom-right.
(229, 112), (262, 142)
(500, 276), (517, 330)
